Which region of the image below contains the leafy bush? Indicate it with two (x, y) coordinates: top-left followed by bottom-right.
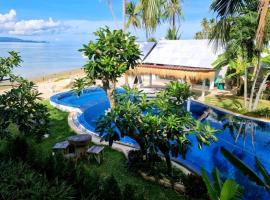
(181, 173), (208, 199)
(100, 175), (122, 200)
(248, 107), (270, 118)
(122, 184), (146, 200)
(127, 150), (149, 171)
(0, 80), (50, 140)
(0, 160), (74, 199)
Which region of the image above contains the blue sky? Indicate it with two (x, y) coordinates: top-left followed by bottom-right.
(0, 0), (214, 43)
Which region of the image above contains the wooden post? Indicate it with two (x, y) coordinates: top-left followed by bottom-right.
(124, 73), (129, 87)
(201, 79), (206, 101)
(149, 73), (152, 87)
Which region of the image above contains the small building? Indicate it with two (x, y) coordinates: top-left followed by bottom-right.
(126, 40), (225, 94)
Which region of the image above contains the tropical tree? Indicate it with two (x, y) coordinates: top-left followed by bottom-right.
(74, 27), (141, 107)
(252, 52), (270, 109)
(165, 27), (181, 40)
(210, 0), (270, 111)
(126, 1), (141, 30)
(194, 18), (216, 39)
(96, 81), (218, 174)
(201, 168), (242, 200)
(162, 0), (183, 30)
(136, 0), (163, 37)
(0, 51), (21, 82)
(0, 79), (50, 140)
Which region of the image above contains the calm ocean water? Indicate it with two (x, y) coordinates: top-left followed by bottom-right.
(0, 42), (85, 78)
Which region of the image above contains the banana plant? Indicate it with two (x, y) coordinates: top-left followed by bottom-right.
(221, 147), (270, 193)
(201, 167), (242, 200)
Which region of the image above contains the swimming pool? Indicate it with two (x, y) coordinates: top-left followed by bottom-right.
(50, 88), (270, 199)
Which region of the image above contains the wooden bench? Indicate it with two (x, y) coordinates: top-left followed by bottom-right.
(87, 145), (105, 164)
(52, 140), (70, 155)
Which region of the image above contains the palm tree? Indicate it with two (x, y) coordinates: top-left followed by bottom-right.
(163, 0), (183, 29)
(165, 27), (181, 40)
(126, 1), (141, 30)
(137, 0), (163, 37)
(211, 0), (270, 111)
(107, 0), (127, 31)
(210, 0), (269, 49)
(122, 0), (126, 31)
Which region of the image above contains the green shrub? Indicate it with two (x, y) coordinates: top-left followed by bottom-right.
(0, 160), (74, 199)
(100, 175), (122, 200)
(181, 173), (208, 199)
(249, 107), (270, 118)
(122, 184), (146, 200)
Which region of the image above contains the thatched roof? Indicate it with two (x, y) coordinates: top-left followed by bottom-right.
(127, 64), (216, 82)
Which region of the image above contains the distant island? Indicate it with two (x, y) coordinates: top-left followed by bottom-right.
(0, 37), (47, 43)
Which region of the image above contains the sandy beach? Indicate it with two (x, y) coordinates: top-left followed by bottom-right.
(0, 68), (84, 99)
(0, 68), (128, 99)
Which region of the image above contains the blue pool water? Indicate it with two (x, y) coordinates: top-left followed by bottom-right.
(51, 88), (270, 199)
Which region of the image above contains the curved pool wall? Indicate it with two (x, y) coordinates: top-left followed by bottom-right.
(50, 88), (270, 200)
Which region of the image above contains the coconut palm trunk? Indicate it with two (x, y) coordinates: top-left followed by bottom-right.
(253, 71), (270, 110)
(123, 0), (126, 31)
(256, 0), (270, 50)
(248, 0), (269, 111)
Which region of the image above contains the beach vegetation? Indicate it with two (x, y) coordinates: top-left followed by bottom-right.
(0, 51), (21, 82)
(0, 54), (49, 141)
(74, 27), (141, 107)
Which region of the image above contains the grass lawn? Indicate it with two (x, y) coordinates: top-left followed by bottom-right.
(42, 102), (190, 200)
(205, 95), (270, 119)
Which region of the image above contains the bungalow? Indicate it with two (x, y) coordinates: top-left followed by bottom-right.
(126, 40), (226, 92)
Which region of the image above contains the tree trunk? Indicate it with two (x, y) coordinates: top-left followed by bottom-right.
(172, 13), (176, 29)
(255, 0), (270, 50)
(102, 79), (116, 108)
(252, 71), (270, 110)
(122, 0), (126, 32)
(244, 66), (248, 109)
(249, 55), (261, 111)
(164, 153), (172, 176)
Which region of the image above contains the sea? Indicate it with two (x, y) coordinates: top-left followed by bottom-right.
(0, 42), (86, 78)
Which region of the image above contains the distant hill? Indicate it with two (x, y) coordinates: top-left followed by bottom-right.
(0, 37), (47, 43)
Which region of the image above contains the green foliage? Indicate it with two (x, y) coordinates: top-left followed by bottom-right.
(96, 81), (218, 174)
(181, 173), (208, 198)
(194, 18), (216, 39)
(201, 167), (242, 200)
(0, 80), (50, 140)
(0, 51), (21, 82)
(147, 37), (157, 42)
(122, 184), (145, 200)
(100, 175), (122, 200)
(75, 27), (141, 107)
(221, 147), (270, 191)
(0, 160), (74, 199)
(248, 107), (270, 118)
(165, 27), (181, 40)
(80, 27), (140, 82)
(136, 0), (183, 37)
(126, 1), (141, 29)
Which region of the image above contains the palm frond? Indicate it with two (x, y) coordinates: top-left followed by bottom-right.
(221, 147), (266, 186)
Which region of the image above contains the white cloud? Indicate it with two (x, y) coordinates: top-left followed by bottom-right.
(0, 9), (62, 35)
(0, 9), (16, 23)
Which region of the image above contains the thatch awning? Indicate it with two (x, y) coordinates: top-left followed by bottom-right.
(127, 64), (216, 82)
